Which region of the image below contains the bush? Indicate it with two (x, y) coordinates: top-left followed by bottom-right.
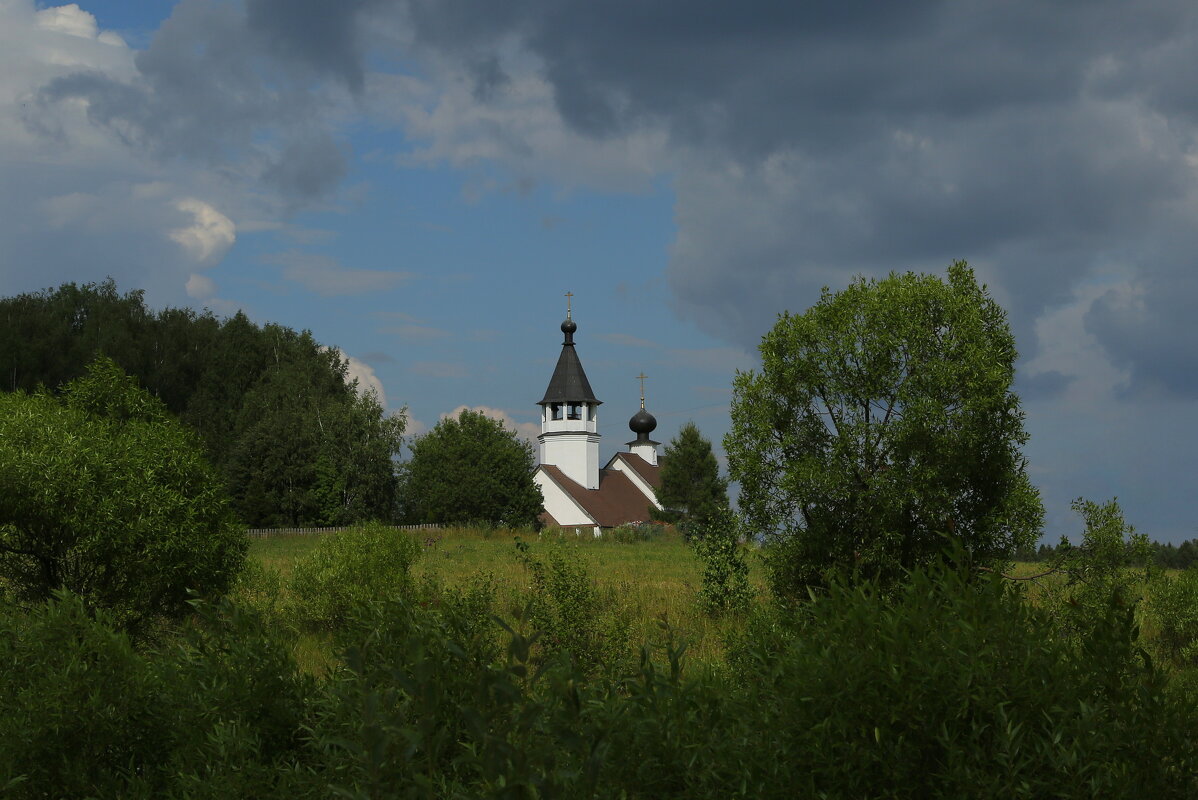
(720, 562), (1197, 797)
(0, 593), (168, 797)
(690, 508), (754, 614)
(0, 592), (313, 798)
(155, 597), (315, 797)
(517, 539), (633, 675)
(309, 582), (540, 797)
(0, 358), (246, 635)
(288, 522), (423, 630)
(1041, 497), (1153, 645)
(1150, 567), (1198, 669)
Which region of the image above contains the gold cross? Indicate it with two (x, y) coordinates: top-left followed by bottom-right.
(565, 291), (573, 318)
(636, 372), (648, 408)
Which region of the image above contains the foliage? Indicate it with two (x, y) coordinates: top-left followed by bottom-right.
(603, 522), (664, 543)
(2, 555), (1197, 797)
(228, 352), (404, 527)
(690, 507), (754, 614)
(1040, 497), (1153, 644)
(0, 279), (404, 527)
(727, 261), (1042, 597)
(517, 539), (634, 675)
(720, 561), (1196, 797)
(0, 358), (246, 633)
(288, 522), (424, 630)
(399, 408), (543, 527)
(1151, 568), (1198, 670)
(0, 592), (312, 798)
(651, 421), (729, 528)
(0, 593), (166, 797)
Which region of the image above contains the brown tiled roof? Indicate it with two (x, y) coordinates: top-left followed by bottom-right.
(609, 452), (664, 490)
(539, 464), (658, 527)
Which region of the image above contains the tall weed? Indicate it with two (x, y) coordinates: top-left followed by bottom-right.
(516, 538), (634, 675)
(288, 522), (422, 629)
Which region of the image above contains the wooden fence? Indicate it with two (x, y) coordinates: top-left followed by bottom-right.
(245, 523), (444, 538)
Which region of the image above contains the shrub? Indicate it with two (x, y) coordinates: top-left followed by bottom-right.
(155, 597), (315, 797)
(0, 593), (168, 797)
(0, 358), (246, 635)
(690, 508), (754, 614)
(517, 539), (633, 675)
(288, 522), (423, 630)
(1150, 567), (1198, 669)
(0, 592), (315, 799)
(1041, 497), (1153, 645)
(722, 562), (1198, 797)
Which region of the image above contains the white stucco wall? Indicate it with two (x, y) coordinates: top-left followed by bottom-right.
(628, 441), (658, 466)
(535, 469), (600, 536)
(538, 431), (600, 489)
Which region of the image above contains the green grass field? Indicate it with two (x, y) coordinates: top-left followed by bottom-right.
(249, 526), (770, 665)
(248, 528), (1173, 673)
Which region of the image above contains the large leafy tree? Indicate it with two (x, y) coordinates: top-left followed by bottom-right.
(726, 261), (1042, 596)
(652, 421), (729, 528)
(229, 346), (404, 526)
(0, 358), (246, 633)
(400, 409), (543, 527)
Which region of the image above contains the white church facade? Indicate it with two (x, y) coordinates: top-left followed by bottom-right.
(533, 305), (665, 536)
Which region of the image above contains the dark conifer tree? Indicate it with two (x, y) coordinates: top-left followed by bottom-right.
(652, 421), (729, 531)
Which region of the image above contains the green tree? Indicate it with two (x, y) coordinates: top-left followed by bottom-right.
(0, 282), (404, 527)
(0, 358), (246, 633)
(652, 421), (729, 529)
(1043, 497), (1153, 645)
(726, 261), (1042, 597)
(225, 330), (403, 526)
(400, 409), (543, 527)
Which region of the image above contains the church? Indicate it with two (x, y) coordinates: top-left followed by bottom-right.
(533, 302), (666, 536)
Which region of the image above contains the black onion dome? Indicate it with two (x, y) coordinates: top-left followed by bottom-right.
(561, 318), (577, 336)
(629, 407), (657, 435)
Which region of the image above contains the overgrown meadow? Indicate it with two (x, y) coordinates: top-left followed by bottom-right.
(248, 525), (764, 673)
(7, 521), (1197, 797)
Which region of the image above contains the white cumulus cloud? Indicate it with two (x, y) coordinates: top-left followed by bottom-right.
(331, 348), (388, 409)
(185, 272), (216, 300)
(169, 198), (236, 264)
(442, 404), (540, 443)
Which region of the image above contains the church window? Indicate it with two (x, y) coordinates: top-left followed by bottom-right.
(567, 402), (582, 420)
(551, 403), (563, 420)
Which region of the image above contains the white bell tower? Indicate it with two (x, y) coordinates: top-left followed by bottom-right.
(537, 293), (602, 489)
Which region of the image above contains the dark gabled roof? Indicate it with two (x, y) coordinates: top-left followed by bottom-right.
(539, 342), (601, 405)
(538, 465), (656, 527)
(609, 452), (665, 491)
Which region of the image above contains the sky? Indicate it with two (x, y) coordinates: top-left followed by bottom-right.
(2, 0), (1196, 543)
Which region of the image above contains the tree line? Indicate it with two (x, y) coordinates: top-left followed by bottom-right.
(1016, 538), (1198, 570)
(0, 280), (402, 527)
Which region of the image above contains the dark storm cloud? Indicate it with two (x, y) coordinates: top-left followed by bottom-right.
(401, 0), (1198, 396)
(261, 132), (348, 202)
(403, 0), (1183, 153)
(245, 0), (379, 93)
(31, 0), (375, 201)
(1085, 246), (1198, 398)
